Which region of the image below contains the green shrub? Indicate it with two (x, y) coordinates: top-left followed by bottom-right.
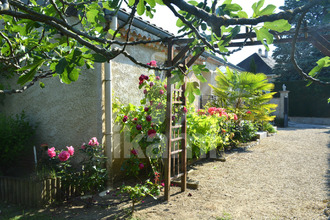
(234, 121), (257, 143)
(0, 112), (35, 174)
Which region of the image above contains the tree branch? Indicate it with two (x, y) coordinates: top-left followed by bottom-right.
(290, 8), (330, 85)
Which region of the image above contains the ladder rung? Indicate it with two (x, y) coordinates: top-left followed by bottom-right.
(173, 89), (183, 92)
(173, 101), (183, 104)
(170, 173), (184, 180)
(171, 149), (183, 155)
(171, 137), (184, 142)
(172, 125), (182, 129)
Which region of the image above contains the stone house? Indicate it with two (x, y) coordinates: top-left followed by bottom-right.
(1, 9), (241, 181)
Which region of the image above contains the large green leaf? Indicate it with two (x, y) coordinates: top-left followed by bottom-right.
(259, 4), (276, 16)
(86, 9), (99, 24)
(185, 81), (200, 103)
(17, 58), (45, 85)
(128, 0), (136, 6)
(252, 0), (265, 17)
(55, 58), (68, 74)
(255, 27), (273, 48)
(137, 0), (145, 15)
(264, 19), (291, 32)
(145, 0), (156, 7)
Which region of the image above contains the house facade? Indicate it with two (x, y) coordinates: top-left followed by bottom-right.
(1, 9), (241, 181)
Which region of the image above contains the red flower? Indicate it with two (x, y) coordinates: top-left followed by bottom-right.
(131, 149), (138, 155)
(221, 129), (226, 133)
(197, 109), (205, 115)
(155, 76), (160, 80)
(150, 82), (154, 87)
(144, 107), (149, 112)
(182, 106), (187, 113)
(139, 163), (144, 169)
(139, 74), (145, 81)
(144, 75), (149, 80)
(123, 115), (128, 122)
(143, 89), (147, 94)
(208, 107), (217, 115)
(233, 114), (238, 120)
(147, 129), (157, 138)
(146, 115), (152, 121)
(139, 80), (143, 85)
(159, 90), (164, 95)
(136, 124), (142, 130)
(247, 111), (252, 114)
(164, 84), (167, 90)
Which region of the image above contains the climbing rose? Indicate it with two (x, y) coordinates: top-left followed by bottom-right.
(148, 129), (157, 138)
(247, 111), (252, 114)
(233, 114), (238, 120)
(143, 89), (147, 94)
(131, 149), (138, 156)
(81, 143), (86, 150)
(58, 151), (70, 162)
(164, 84), (167, 90)
(144, 75), (149, 80)
(182, 106), (187, 113)
(144, 107), (149, 112)
(139, 163), (145, 169)
(147, 60), (157, 67)
(139, 80), (143, 85)
(136, 124), (142, 130)
(123, 115), (128, 122)
(48, 147), (56, 158)
(155, 76), (160, 80)
(146, 115), (152, 122)
(66, 146), (74, 156)
(159, 90), (164, 95)
(150, 82), (154, 87)
(139, 74), (145, 81)
(133, 117), (138, 123)
(88, 137), (99, 146)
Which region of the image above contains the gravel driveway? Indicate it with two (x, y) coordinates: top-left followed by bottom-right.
(134, 124), (330, 219)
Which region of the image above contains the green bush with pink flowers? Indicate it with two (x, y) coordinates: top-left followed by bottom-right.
(39, 137), (107, 195)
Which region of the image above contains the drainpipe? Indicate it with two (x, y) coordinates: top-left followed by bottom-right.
(104, 15), (117, 184)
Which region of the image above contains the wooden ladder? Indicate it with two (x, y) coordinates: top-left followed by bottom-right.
(164, 39), (204, 201)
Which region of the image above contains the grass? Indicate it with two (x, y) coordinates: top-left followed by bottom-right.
(216, 212), (232, 220)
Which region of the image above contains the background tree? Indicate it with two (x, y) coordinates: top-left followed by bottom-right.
(272, 0), (330, 81)
(0, 0), (328, 95)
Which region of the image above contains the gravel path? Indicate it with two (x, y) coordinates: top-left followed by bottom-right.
(134, 125), (330, 219)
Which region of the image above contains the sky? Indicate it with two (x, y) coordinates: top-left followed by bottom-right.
(140, 0), (285, 65)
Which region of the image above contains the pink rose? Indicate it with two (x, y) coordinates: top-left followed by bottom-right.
(139, 163), (144, 169)
(146, 115), (152, 122)
(66, 146), (74, 156)
(88, 137), (99, 146)
(48, 147), (56, 158)
(147, 60), (157, 67)
(81, 143), (86, 150)
(233, 114), (238, 120)
(164, 84), (167, 90)
(182, 106), (187, 113)
(131, 149), (138, 155)
(123, 115), (128, 122)
(161, 182), (165, 187)
(148, 129), (157, 138)
(136, 124), (142, 130)
(247, 111), (252, 114)
(155, 76), (160, 80)
(159, 90), (164, 95)
(58, 151), (70, 162)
